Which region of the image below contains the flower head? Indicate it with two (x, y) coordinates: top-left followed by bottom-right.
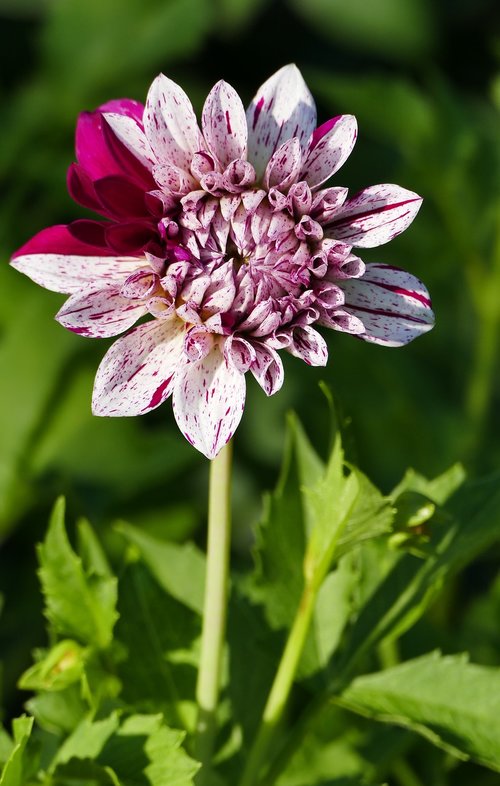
(11, 65), (434, 458)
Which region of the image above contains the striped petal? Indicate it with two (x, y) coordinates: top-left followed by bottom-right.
(246, 64), (316, 179)
(56, 286), (147, 337)
(327, 184), (422, 247)
(144, 74), (204, 174)
(103, 113), (155, 171)
(301, 115), (358, 188)
(11, 245), (140, 295)
(172, 344), (246, 459)
(342, 263), (434, 346)
(92, 317), (185, 416)
(202, 80), (248, 169)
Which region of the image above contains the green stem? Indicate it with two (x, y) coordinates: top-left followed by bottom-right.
(391, 758), (426, 786)
(238, 582), (318, 786)
(194, 441), (233, 782)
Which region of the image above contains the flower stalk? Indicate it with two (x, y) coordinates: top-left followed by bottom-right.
(195, 440), (233, 781)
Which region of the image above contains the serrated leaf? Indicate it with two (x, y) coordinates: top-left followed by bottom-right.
(0, 716), (33, 786)
(390, 463), (466, 505)
(116, 523), (205, 615)
(37, 498), (118, 648)
(338, 651), (500, 771)
(52, 714), (199, 786)
(51, 713), (120, 771)
(333, 472), (500, 682)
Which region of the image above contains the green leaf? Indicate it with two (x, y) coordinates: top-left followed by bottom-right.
(338, 651), (500, 771)
(37, 499), (118, 649)
(115, 561), (199, 730)
(334, 472), (500, 681)
(26, 684), (88, 735)
(390, 463), (466, 505)
(52, 714), (199, 786)
(116, 523), (205, 615)
(0, 716), (34, 786)
(51, 713), (120, 771)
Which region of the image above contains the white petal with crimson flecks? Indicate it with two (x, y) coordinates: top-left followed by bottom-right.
(342, 263), (434, 346)
(250, 343), (284, 396)
(328, 184), (422, 247)
(102, 114), (155, 170)
(92, 317), (185, 416)
(246, 64), (316, 179)
(10, 254), (141, 294)
(172, 344), (246, 459)
(56, 286), (148, 337)
(301, 114), (357, 188)
(144, 74), (204, 174)
(202, 80), (248, 169)
(264, 137), (302, 190)
(287, 326), (328, 366)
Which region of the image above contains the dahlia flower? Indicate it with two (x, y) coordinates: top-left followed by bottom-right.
(11, 65), (434, 458)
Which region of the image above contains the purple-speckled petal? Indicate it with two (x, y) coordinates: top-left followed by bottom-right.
(301, 115), (357, 188)
(56, 286), (147, 337)
(343, 263), (434, 346)
(172, 344), (246, 459)
(202, 80), (248, 169)
(92, 317), (185, 416)
(327, 184), (422, 247)
(250, 343), (284, 396)
(143, 74), (204, 174)
(287, 325), (328, 366)
(246, 64), (316, 179)
(103, 113), (155, 171)
(263, 137), (302, 190)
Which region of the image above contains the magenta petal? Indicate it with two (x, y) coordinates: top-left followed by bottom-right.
(67, 164), (102, 212)
(143, 74), (204, 174)
(302, 114), (357, 188)
(246, 64), (316, 179)
(92, 317), (185, 416)
(11, 224), (115, 259)
(328, 184), (423, 247)
(202, 80), (248, 169)
(56, 286), (147, 338)
(93, 176), (148, 219)
(342, 263), (435, 346)
(172, 344), (246, 459)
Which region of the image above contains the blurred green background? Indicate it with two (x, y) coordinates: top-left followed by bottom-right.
(0, 0), (499, 743)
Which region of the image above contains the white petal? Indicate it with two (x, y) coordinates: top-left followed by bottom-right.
(92, 317), (185, 416)
(301, 115), (358, 188)
(263, 137), (302, 190)
(56, 286), (147, 337)
(287, 326), (328, 366)
(143, 74), (204, 173)
(246, 64), (316, 179)
(202, 80), (248, 169)
(328, 184), (422, 247)
(103, 113), (155, 170)
(250, 343), (284, 396)
(172, 344), (246, 459)
(10, 254), (141, 294)
(342, 263), (434, 346)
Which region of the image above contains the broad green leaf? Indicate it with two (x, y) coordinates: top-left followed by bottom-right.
(0, 716), (33, 786)
(335, 469), (395, 560)
(333, 472), (500, 682)
(51, 714), (199, 786)
(51, 713), (120, 770)
(338, 651), (500, 771)
(390, 463), (466, 505)
(116, 523), (206, 615)
(77, 519), (114, 578)
(0, 726), (12, 768)
(37, 499), (118, 648)
(26, 684), (88, 735)
(115, 561), (199, 731)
